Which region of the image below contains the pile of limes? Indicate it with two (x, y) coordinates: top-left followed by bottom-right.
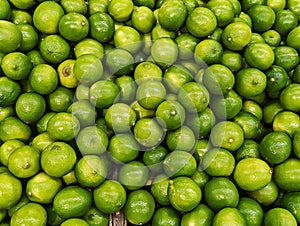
(1, 0), (300, 225)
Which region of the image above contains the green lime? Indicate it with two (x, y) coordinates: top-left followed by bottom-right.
(58, 59), (78, 89)
(75, 155), (107, 187)
(265, 65), (289, 93)
(151, 37), (178, 67)
(33, 1), (64, 34)
(221, 50), (243, 73)
(166, 125), (195, 152)
(68, 100), (96, 127)
(36, 112), (56, 134)
(0, 0), (11, 20)
(31, 132), (55, 153)
(26, 172), (62, 204)
(131, 6), (156, 33)
(233, 158), (272, 191)
(10, 8), (32, 24)
(244, 43), (275, 70)
(10, 203), (47, 226)
(53, 186), (92, 219)
(274, 46), (299, 72)
(212, 207), (246, 226)
(248, 180), (279, 206)
(17, 24), (39, 52)
(76, 126), (108, 156)
(151, 23), (177, 40)
(194, 39), (223, 66)
(186, 7), (217, 38)
(61, 0), (87, 14)
(206, 0), (235, 26)
(26, 50), (46, 66)
(287, 26), (300, 51)
(273, 158), (300, 191)
(48, 86), (74, 111)
(250, 32), (266, 44)
(150, 174), (171, 206)
(168, 176), (202, 212)
(88, 0), (110, 14)
(273, 111), (300, 137)
(262, 29), (281, 46)
(203, 64), (235, 95)
(158, 0), (188, 31)
(181, 204), (214, 226)
(143, 145), (168, 173)
(0, 140), (24, 167)
(124, 189), (155, 225)
(274, 9), (298, 36)
(114, 25), (142, 54)
(74, 38), (104, 58)
(281, 192), (300, 223)
(108, 0), (134, 22)
(1, 52), (32, 81)
(204, 177), (239, 211)
(237, 197), (264, 226)
(152, 207), (180, 226)
(89, 80), (120, 109)
(242, 100), (263, 121)
(0, 172), (22, 210)
(0, 20), (22, 53)
(235, 68), (267, 98)
(39, 34), (71, 64)
(163, 150), (197, 177)
(134, 61), (162, 85)
(93, 179), (126, 214)
(233, 112), (261, 139)
(60, 218), (90, 226)
(191, 168), (210, 190)
(15, 92), (46, 124)
(47, 112), (80, 142)
(89, 12), (115, 43)
(210, 121), (244, 152)
(247, 5), (276, 32)
(118, 161), (149, 190)
(0, 77), (21, 107)
(202, 148), (235, 177)
(264, 208), (297, 226)
(41, 141), (77, 177)
(293, 131), (300, 159)
(115, 75), (136, 103)
(134, 0), (155, 8)
(222, 22), (252, 51)
(0, 116), (31, 142)
(83, 206), (109, 226)
(108, 133), (139, 163)
(0, 105), (14, 123)
(175, 33), (199, 60)
(235, 139), (261, 161)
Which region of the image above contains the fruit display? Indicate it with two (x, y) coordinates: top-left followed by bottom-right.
(1, 0), (300, 225)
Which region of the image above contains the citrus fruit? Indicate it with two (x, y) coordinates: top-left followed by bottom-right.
(181, 204), (214, 226)
(113, 25), (142, 53)
(286, 26), (300, 51)
(17, 23), (39, 52)
(83, 206), (109, 226)
(61, 0), (87, 14)
(152, 207), (180, 226)
(274, 9), (298, 36)
(281, 191), (300, 223)
(237, 197), (264, 226)
(89, 12), (115, 43)
(131, 6), (156, 33)
(166, 125), (196, 152)
(74, 38), (104, 58)
(0, 20), (22, 53)
(263, 208), (297, 226)
(206, 0), (235, 26)
(108, 0), (134, 22)
(150, 174), (171, 206)
(248, 180), (279, 206)
(273, 111), (300, 137)
(247, 5), (276, 32)
(68, 100), (96, 127)
(233, 112), (261, 139)
(0, 0), (11, 20)
(212, 207), (246, 226)
(0, 77), (21, 107)
(60, 218), (90, 226)
(0, 116), (31, 142)
(273, 46), (299, 72)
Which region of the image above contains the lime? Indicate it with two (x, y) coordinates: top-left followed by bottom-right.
(68, 100), (96, 127)
(1, 52), (32, 81)
(0, 77), (21, 107)
(57, 59), (78, 89)
(273, 46), (299, 72)
(0, 172), (22, 210)
(248, 180), (279, 206)
(31, 132), (55, 153)
(244, 43), (275, 70)
(60, 218), (90, 226)
(158, 0), (188, 31)
(176, 33), (199, 60)
(210, 121), (244, 152)
(0, 20), (22, 53)
(264, 208), (297, 226)
(212, 207), (246, 226)
(237, 197), (264, 226)
(0, 140), (24, 167)
(76, 126), (108, 156)
(293, 131), (300, 159)
(89, 80), (120, 109)
(134, 61), (162, 85)
(262, 29), (281, 46)
(108, 0), (134, 22)
(39, 34), (71, 64)
(89, 12), (115, 43)
(151, 23), (177, 40)
(26, 172), (62, 204)
(281, 192), (300, 223)
(166, 125), (196, 152)
(131, 6), (156, 33)
(235, 68), (267, 98)
(0, 116), (31, 142)
(115, 75), (136, 103)
(17, 24), (39, 52)
(26, 50), (46, 66)
(48, 86), (74, 111)
(206, 0), (235, 26)
(247, 5), (276, 32)
(204, 177), (239, 211)
(168, 176), (202, 212)
(74, 38), (104, 58)
(93, 179), (126, 214)
(235, 139), (261, 161)
(124, 190), (155, 225)
(10, 203), (47, 226)
(150, 174), (171, 206)
(274, 9), (298, 36)
(152, 207), (180, 226)
(88, 0), (110, 14)
(33, 1), (64, 34)
(273, 158), (300, 191)
(194, 39), (223, 66)
(143, 145), (168, 173)
(163, 150), (197, 178)
(202, 148), (235, 177)
(222, 22), (252, 51)
(181, 204), (214, 226)
(273, 111), (300, 137)
(47, 112), (80, 142)
(118, 161), (149, 190)
(61, 0), (87, 14)
(83, 206), (109, 226)
(108, 133), (139, 163)
(186, 7), (217, 38)
(0, 0), (11, 20)
(221, 50), (243, 73)
(59, 12), (89, 42)
(114, 25), (142, 54)
(10, 8), (32, 24)
(41, 141), (77, 177)
(287, 26), (300, 51)
(15, 92), (46, 124)
(53, 186), (92, 219)
(151, 37), (178, 67)
(7, 145), (40, 178)
(74, 155), (107, 187)
(265, 65), (289, 93)
(233, 112), (261, 139)
(233, 158), (272, 191)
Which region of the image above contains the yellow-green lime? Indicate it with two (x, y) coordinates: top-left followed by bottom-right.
(237, 197), (264, 226)
(181, 204), (214, 226)
(152, 207), (181, 226)
(0, 20), (22, 53)
(212, 207), (246, 226)
(0, 116), (31, 142)
(263, 208), (297, 226)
